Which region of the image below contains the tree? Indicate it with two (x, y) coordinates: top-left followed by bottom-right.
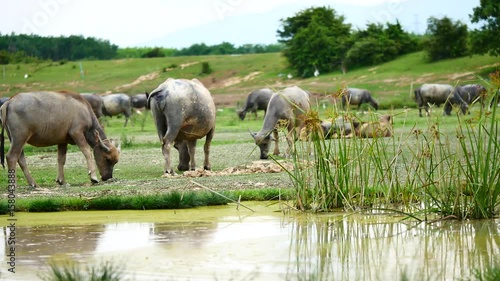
(142, 47), (165, 58)
(470, 0), (500, 56)
(423, 17), (469, 62)
(277, 6), (351, 77)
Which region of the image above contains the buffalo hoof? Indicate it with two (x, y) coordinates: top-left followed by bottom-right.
(203, 165), (211, 171)
(177, 164), (189, 171)
(90, 177), (99, 184)
(163, 170), (176, 176)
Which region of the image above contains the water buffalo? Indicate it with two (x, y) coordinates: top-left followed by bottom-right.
(131, 93), (147, 109)
(342, 88), (379, 111)
(146, 78), (216, 175)
(455, 84), (489, 111)
(414, 84), (468, 117)
(81, 93), (104, 118)
(355, 115), (393, 138)
(237, 88), (274, 120)
(101, 93), (132, 127)
(320, 116), (359, 139)
(250, 86), (310, 159)
(0, 91), (120, 188)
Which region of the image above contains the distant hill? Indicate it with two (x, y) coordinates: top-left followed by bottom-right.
(0, 51), (498, 109)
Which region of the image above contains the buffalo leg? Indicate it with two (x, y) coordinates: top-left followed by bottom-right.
(176, 142), (190, 171)
(272, 130), (280, 156)
(56, 144), (67, 185)
(161, 128), (181, 175)
(186, 140), (197, 171)
(73, 136), (99, 183)
(16, 150), (37, 188)
(7, 137), (37, 188)
(203, 128), (214, 170)
(161, 139), (174, 175)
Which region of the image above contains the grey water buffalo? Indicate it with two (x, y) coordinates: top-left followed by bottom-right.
(0, 91), (120, 188)
(250, 86), (310, 159)
(342, 88), (379, 111)
(131, 93), (147, 109)
(101, 93), (133, 127)
(146, 78), (216, 175)
(81, 93), (104, 118)
(456, 84), (487, 105)
(455, 84), (490, 111)
(237, 88), (274, 120)
(414, 84), (468, 117)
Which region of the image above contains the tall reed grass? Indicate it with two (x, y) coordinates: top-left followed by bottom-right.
(279, 82), (500, 220)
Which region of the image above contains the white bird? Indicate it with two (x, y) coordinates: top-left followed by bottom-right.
(314, 69), (319, 77)
(287, 73), (293, 79)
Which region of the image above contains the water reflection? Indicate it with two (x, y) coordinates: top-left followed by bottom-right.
(1, 207), (499, 281)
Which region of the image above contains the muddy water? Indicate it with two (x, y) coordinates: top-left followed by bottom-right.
(1, 202), (499, 281)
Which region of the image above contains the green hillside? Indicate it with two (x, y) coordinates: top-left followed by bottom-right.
(0, 51), (498, 109)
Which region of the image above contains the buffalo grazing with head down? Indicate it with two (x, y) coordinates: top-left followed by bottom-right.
(146, 78), (216, 176)
(455, 84), (491, 110)
(414, 83), (468, 117)
(237, 88), (274, 120)
(0, 91), (120, 188)
(250, 86), (310, 159)
(342, 88), (379, 111)
(101, 93), (133, 127)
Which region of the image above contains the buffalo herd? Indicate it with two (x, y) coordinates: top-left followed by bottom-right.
(0, 78), (496, 186)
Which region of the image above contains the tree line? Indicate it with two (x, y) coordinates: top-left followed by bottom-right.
(278, 0), (499, 77)
(0, 34), (118, 64)
(0, 33), (284, 64)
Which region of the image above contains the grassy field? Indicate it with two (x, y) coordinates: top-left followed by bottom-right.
(0, 51), (499, 215)
(1, 51), (499, 108)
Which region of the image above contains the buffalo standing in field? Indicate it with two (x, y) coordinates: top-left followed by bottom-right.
(342, 88), (379, 111)
(101, 93), (133, 127)
(131, 93), (148, 110)
(81, 93), (104, 119)
(237, 88), (274, 120)
(146, 78), (216, 175)
(250, 86), (310, 159)
(0, 91), (120, 188)
(414, 84), (468, 117)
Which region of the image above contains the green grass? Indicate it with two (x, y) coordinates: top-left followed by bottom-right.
(1, 51), (497, 106)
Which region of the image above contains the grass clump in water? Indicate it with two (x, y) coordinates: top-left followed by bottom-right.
(40, 259), (123, 281)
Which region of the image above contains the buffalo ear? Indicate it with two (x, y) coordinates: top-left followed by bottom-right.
(110, 138), (121, 154)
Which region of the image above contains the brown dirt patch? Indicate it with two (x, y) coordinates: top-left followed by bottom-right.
(114, 71), (160, 92)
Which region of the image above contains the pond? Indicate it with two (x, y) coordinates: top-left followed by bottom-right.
(1, 202), (499, 281)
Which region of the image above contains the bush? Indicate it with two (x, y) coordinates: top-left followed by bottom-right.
(200, 62), (213, 75)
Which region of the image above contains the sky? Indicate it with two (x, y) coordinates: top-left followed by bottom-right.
(1, 0), (481, 49)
